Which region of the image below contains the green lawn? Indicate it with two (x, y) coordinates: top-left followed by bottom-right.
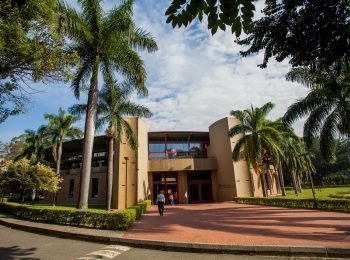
(283, 187), (350, 200)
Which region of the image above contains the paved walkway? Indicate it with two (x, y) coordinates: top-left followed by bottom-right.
(124, 202), (350, 247)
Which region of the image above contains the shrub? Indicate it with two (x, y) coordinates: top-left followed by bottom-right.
(0, 202), (149, 230)
(0, 197), (8, 203)
(235, 197), (350, 212)
(128, 200), (151, 220)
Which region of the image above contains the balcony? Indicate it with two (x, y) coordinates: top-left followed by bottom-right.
(148, 157), (217, 172)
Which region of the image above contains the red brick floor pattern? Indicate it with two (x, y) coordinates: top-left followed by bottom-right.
(123, 202), (350, 247)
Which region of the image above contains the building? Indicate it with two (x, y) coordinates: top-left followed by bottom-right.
(49, 117), (282, 209)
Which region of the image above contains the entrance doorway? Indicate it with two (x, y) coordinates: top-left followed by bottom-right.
(153, 173), (178, 204)
(187, 171), (212, 203)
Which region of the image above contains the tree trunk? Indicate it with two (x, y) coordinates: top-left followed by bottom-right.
(291, 170), (299, 195)
(77, 58), (99, 210)
(278, 162), (286, 196)
(106, 137), (114, 211)
(296, 173), (302, 192)
(53, 139), (63, 206)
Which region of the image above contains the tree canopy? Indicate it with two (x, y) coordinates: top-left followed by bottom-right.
(237, 0), (350, 69)
(0, 0), (76, 123)
(165, 0), (255, 36)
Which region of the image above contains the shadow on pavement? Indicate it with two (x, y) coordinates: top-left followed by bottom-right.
(0, 246), (38, 260)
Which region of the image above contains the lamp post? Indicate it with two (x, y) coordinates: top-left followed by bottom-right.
(124, 156), (129, 209)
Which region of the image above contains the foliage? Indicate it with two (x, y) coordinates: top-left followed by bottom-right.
(59, 0), (157, 209)
(237, 0), (350, 69)
(0, 137), (26, 160)
(235, 197), (350, 212)
(0, 200), (151, 230)
(283, 63), (350, 163)
(0, 159), (61, 201)
(0, 202), (136, 230)
(229, 102), (283, 171)
(44, 107), (82, 162)
(0, 0), (76, 123)
(15, 126), (50, 163)
(70, 82), (152, 149)
(128, 200), (151, 220)
(165, 0), (256, 36)
(309, 139), (350, 186)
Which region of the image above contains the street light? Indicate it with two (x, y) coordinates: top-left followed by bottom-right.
(124, 156), (129, 209)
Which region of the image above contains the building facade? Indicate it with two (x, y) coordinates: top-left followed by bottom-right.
(50, 117), (282, 209)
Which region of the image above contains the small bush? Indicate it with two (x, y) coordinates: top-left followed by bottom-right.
(0, 201), (153, 230)
(128, 200), (151, 220)
(235, 197), (350, 212)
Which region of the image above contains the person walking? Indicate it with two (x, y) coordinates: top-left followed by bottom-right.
(169, 193), (174, 205)
(156, 190), (165, 216)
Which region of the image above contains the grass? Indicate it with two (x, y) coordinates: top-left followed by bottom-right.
(283, 187), (350, 200)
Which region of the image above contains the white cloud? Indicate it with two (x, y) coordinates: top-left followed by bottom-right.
(132, 0), (308, 135)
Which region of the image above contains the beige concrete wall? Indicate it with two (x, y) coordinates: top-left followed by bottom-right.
(50, 169), (107, 205)
(137, 119), (150, 202)
(207, 118), (237, 201)
(112, 118), (139, 209)
(207, 117), (253, 201)
(250, 165), (281, 197)
(148, 157), (217, 172)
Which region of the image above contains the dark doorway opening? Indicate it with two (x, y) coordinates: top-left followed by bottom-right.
(187, 171), (212, 203)
(153, 172), (178, 204)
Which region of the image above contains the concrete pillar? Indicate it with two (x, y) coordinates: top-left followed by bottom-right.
(177, 171), (188, 204)
(211, 171), (218, 202)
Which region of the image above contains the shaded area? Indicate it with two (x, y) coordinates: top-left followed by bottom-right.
(124, 202), (350, 247)
(0, 246), (38, 260)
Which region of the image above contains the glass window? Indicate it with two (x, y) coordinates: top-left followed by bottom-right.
(68, 179), (74, 198)
(149, 143), (166, 153)
(91, 178), (99, 198)
(149, 153), (166, 159)
(167, 143), (188, 152)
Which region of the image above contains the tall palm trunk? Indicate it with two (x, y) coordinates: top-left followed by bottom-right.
(291, 170), (299, 195)
(106, 136), (114, 211)
(53, 139), (63, 206)
(296, 172), (302, 192)
(78, 58), (99, 210)
(277, 163), (286, 196)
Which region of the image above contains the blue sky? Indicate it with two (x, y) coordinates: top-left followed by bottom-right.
(0, 0), (308, 142)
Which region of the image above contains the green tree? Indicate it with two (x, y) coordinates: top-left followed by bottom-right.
(15, 126), (49, 164)
(44, 107), (82, 177)
(283, 64), (350, 163)
(0, 159), (61, 203)
(59, 0), (157, 209)
(237, 0), (350, 69)
(70, 82), (152, 210)
(229, 102), (283, 196)
(165, 0), (255, 36)
(0, 0), (76, 123)
(44, 107), (82, 206)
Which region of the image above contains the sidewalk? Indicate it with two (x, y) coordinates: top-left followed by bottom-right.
(1, 202), (350, 258)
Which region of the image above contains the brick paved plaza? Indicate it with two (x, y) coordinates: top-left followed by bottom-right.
(124, 202), (350, 247)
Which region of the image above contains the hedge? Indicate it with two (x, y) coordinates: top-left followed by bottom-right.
(128, 200), (151, 220)
(0, 200), (151, 230)
(235, 197), (350, 212)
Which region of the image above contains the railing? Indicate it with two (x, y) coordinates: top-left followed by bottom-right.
(148, 151), (207, 160)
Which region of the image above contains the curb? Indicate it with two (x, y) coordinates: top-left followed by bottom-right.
(1, 217), (349, 258)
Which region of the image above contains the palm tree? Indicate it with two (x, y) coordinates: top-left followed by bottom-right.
(59, 0), (157, 209)
(16, 126), (49, 164)
(70, 82), (152, 210)
(44, 107), (82, 206)
(283, 64), (350, 163)
(229, 102), (283, 197)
